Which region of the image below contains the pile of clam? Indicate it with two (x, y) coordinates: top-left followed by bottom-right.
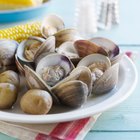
(0, 15), (123, 115)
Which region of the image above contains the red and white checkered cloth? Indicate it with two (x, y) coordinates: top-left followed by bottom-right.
(0, 115), (100, 140)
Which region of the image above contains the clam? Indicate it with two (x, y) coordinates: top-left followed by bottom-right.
(20, 89), (53, 114)
(77, 54), (119, 95)
(56, 41), (79, 59)
(69, 66), (92, 95)
(51, 80), (88, 107)
(111, 53), (124, 65)
(15, 54), (26, 75)
(50, 66), (92, 107)
(90, 37), (119, 58)
(77, 54), (111, 73)
(54, 29), (81, 47)
(56, 41), (81, 66)
(0, 83), (18, 109)
(90, 37), (122, 64)
(34, 52), (54, 66)
(41, 14), (65, 38)
(92, 63), (119, 95)
(24, 65), (60, 104)
(0, 70), (20, 88)
(36, 53), (74, 87)
(0, 39), (18, 67)
(34, 36), (56, 62)
(16, 36), (45, 63)
(74, 39), (108, 58)
(53, 66), (92, 95)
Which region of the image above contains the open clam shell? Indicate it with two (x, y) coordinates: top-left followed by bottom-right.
(77, 54), (111, 72)
(15, 54), (25, 75)
(51, 80), (88, 108)
(41, 14), (65, 38)
(24, 65), (60, 104)
(92, 63), (119, 95)
(90, 37), (119, 58)
(34, 52), (55, 66)
(15, 54), (35, 75)
(111, 53), (124, 65)
(70, 66), (93, 96)
(74, 40), (108, 58)
(52, 66), (92, 96)
(34, 36), (56, 61)
(16, 36), (45, 63)
(36, 53), (75, 87)
(56, 41), (79, 59)
(0, 39), (18, 67)
(54, 29), (81, 47)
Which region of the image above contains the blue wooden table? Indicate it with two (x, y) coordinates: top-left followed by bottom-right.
(0, 0), (140, 139)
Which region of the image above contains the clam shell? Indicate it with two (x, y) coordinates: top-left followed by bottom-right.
(16, 37), (45, 63)
(34, 52), (55, 66)
(15, 54), (25, 75)
(74, 40), (108, 57)
(24, 65), (60, 104)
(34, 36), (56, 60)
(0, 83), (17, 109)
(0, 39), (18, 67)
(90, 37), (119, 58)
(92, 63), (119, 95)
(28, 36), (45, 42)
(41, 14), (65, 38)
(70, 66), (93, 95)
(111, 53), (124, 65)
(15, 54), (35, 75)
(0, 70), (20, 88)
(20, 89), (53, 115)
(36, 53), (74, 86)
(56, 41), (79, 59)
(77, 54), (111, 72)
(52, 66), (92, 96)
(51, 80), (88, 107)
(54, 29), (81, 47)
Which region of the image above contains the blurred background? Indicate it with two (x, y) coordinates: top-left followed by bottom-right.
(47, 0), (138, 45)
(0, 0), (139, 44)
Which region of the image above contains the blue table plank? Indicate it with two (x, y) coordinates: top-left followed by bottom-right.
(85, 132), (140, 140)
(0, 133), (17, 140)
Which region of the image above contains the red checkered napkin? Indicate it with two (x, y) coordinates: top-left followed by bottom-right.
(0, 114), (100, 140)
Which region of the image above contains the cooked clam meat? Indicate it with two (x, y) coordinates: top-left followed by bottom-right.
(88, 62), (106, 82)
(90, 68), (103, 82)
(88, 62), (108, 72)
(42, 65), (65, 86)
(24, 41), (42, 61)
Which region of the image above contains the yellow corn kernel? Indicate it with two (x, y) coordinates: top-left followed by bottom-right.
(0, 22), (42, 43)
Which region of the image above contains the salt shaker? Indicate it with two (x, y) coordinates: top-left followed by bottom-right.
(97, 0), (120, 30)
(74, 0), (98, 38)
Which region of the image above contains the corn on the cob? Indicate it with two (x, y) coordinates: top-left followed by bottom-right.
(0, 0), (43, 10)
(0, 22), (42, 43)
